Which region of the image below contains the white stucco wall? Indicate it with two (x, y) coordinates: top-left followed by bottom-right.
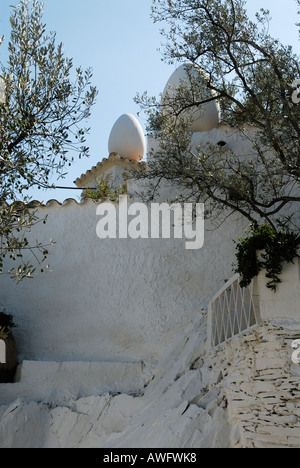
(0, 194), (246, 365)
(1, 122), (298, 366)
(147, 124), (261, 164)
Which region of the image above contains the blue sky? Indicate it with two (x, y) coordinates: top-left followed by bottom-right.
(1, 0), (299, 202)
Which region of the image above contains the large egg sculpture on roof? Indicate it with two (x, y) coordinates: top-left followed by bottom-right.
(108, 113), (146, 161)
(161, 63), (221, 132)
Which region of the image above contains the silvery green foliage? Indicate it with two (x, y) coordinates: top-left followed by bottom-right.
(136, 0), (300, 231)
(0, 0), (97, 280)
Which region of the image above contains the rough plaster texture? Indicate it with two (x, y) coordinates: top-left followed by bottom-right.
(0, 150), (248, 448)
(257, 258), (300, 322)
(0, 125), (299, 447)
(0, 210), (300, 447)
(0, 196), (244, 365)
(147, 124), (261, 164)
(0, 360), (150, 406)
(1, 315), (299, 448)
(0, 317), (232, 448)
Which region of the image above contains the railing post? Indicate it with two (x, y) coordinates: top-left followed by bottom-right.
(206, 301), (213, 350)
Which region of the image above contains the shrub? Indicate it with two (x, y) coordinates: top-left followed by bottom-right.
(235, 223), (300, 291)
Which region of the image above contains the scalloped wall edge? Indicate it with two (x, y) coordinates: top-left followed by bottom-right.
(1, 196), (133, 210)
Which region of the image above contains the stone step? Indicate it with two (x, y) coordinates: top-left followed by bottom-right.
(0, 360), (149, 405)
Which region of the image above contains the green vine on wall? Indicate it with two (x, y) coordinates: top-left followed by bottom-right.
(234, 223), (300, 292)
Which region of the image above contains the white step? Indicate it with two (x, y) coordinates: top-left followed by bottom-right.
(0, 360), (148, 405)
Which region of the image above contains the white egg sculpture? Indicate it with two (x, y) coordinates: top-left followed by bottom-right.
(108, 113), (146, 161)
(161, 63), (221, 132)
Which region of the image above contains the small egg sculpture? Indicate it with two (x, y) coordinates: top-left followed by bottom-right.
(108, 113), (146, 161)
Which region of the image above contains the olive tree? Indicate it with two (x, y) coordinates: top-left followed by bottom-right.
(136, 0), (300, 231)
(0, 0), (97, 280)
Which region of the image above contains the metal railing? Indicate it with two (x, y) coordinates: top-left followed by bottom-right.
(207, 274), (260, 348)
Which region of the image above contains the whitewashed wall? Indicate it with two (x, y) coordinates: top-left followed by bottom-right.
(0, 194), (245, 365)
(2, 122), (298, 366)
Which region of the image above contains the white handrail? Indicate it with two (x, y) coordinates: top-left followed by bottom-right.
(207, 274), (260, 348)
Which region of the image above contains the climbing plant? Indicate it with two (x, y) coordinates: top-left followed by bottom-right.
(86, 178), (127, 202)
(234, 223), (300, 291)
